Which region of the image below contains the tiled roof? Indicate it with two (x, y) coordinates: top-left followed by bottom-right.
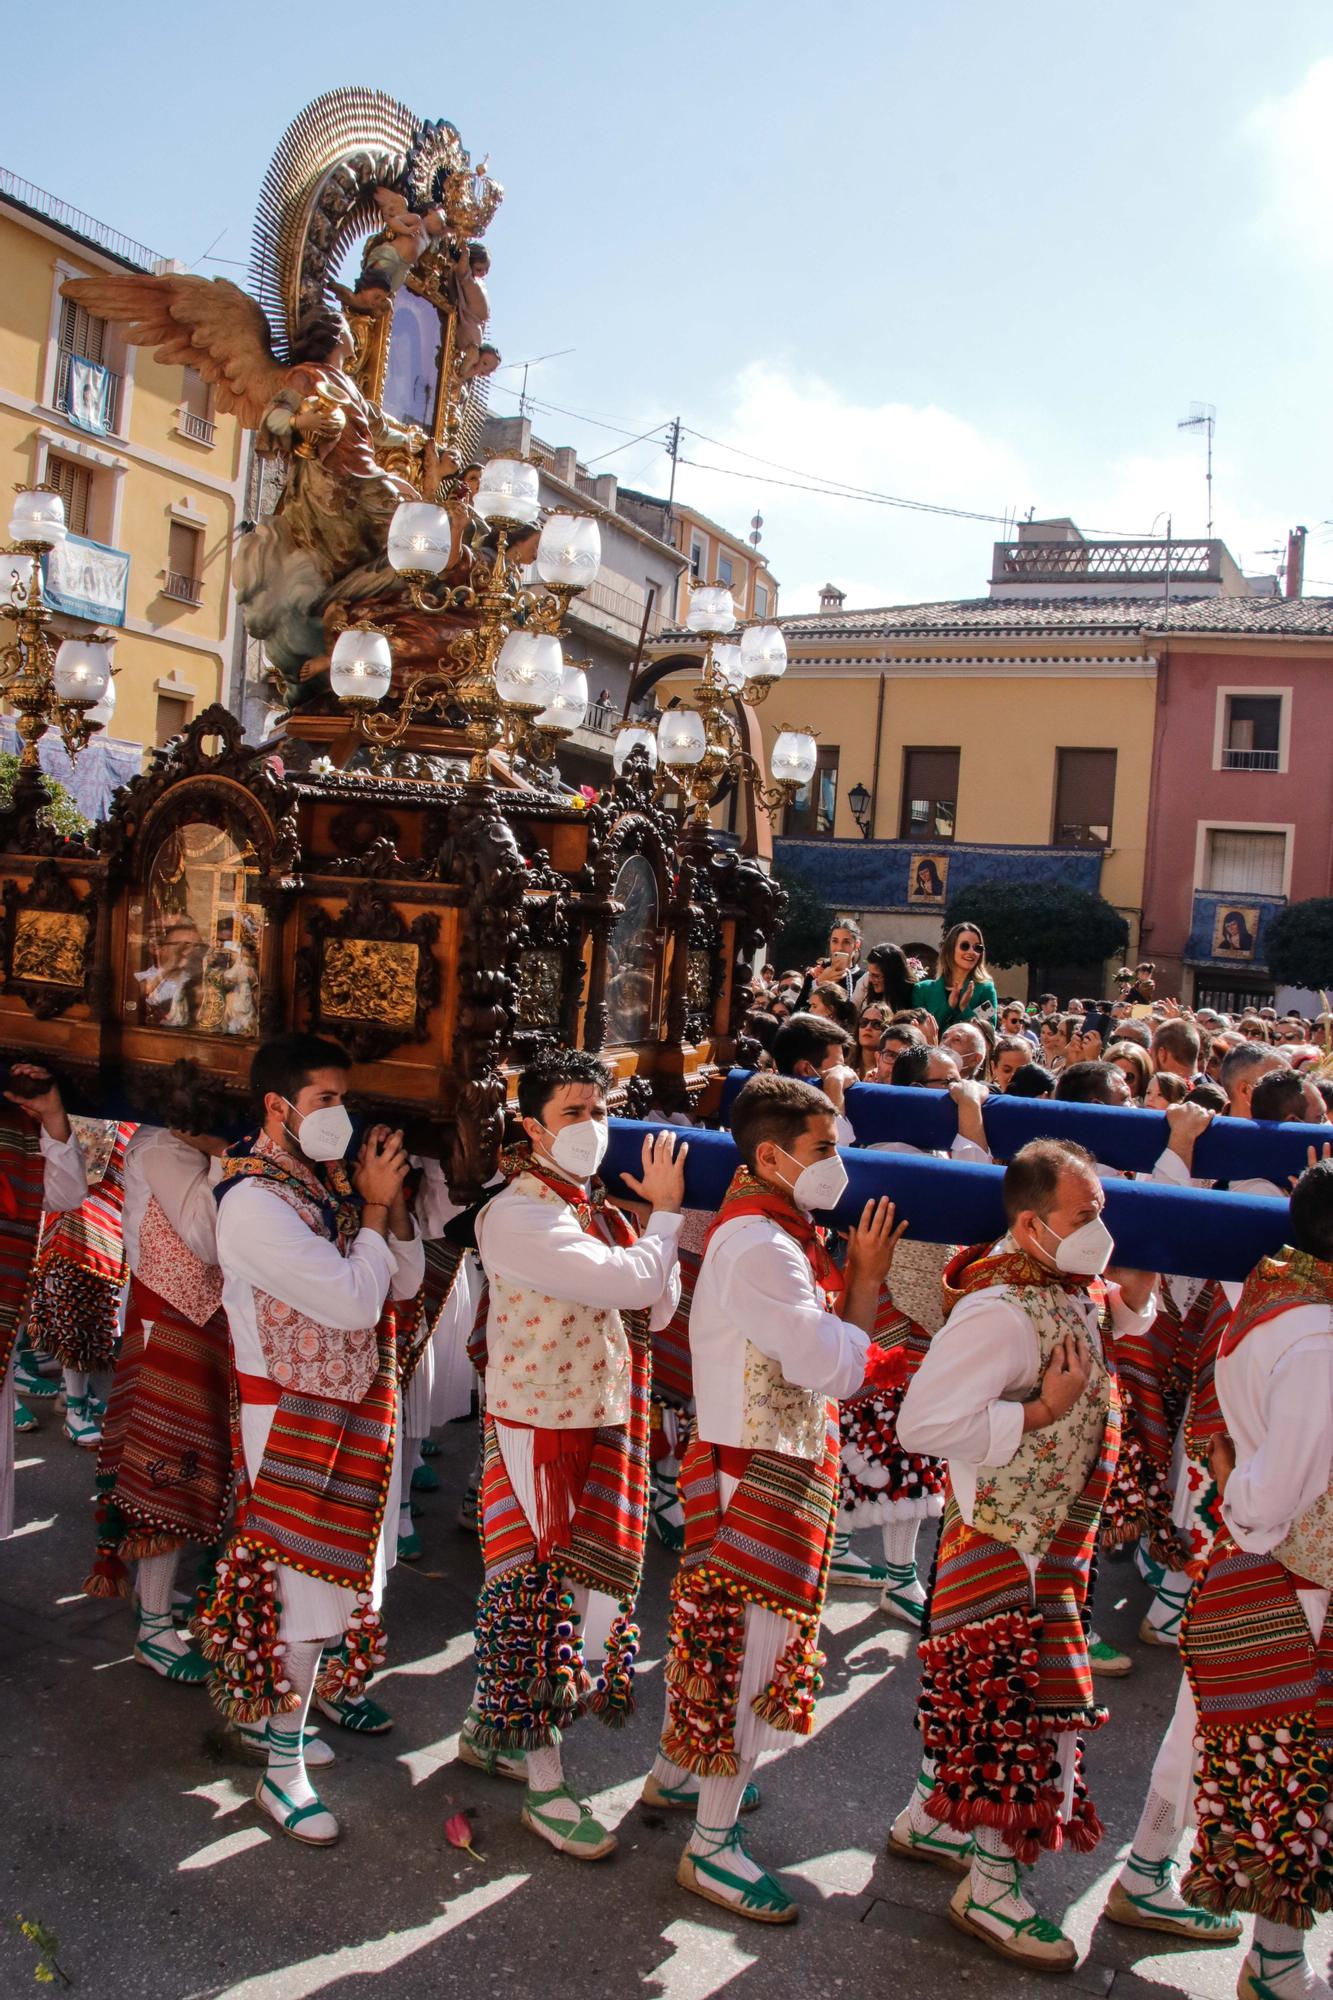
(657, 593), (1333, 645)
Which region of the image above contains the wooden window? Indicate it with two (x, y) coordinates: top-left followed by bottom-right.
(900, 747), (959, 842)
(165, 522), (203, 603)
(1203, 828), (1286, 896)
(786, 746), (839, 837)
(55, 297), (119, 430)
(155, 693), (191, 747)
(1053, 748), (1116, 847)
(45, 456), (92, 538)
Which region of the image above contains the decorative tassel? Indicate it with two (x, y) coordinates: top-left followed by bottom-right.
(1183, 1717), (1333, 1929)
(82, 1551), (131, 1599)
(658, 1567), (748, 1776)
(588, 1598), (639, 1725)
(751, 1617), (825, 1736)
(191, 1539), (301, 1724)
(315, 1594), (388, 1704)
(471, 1565), (592, 1753)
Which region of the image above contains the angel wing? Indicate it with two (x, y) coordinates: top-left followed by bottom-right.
(58, 273), (289, 431)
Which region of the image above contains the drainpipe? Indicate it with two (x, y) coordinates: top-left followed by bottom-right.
(867, 670), (886, 838)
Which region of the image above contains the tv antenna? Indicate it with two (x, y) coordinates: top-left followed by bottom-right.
(1177, 402), (1216, 538)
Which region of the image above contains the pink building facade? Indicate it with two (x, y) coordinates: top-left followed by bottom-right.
(1139, 601), (1333, 1007)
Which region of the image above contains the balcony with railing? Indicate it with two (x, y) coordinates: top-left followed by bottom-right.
(54, 348), (122, 434)
(177, 408), (216, 447)
(162, 570), (203, 605)
(992, 537), (1225, 585)
(566, 574), (655, 646)
(1221, 746), (1280, 771)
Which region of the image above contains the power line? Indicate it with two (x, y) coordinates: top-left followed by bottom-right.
(676, 454), (1013, 524)
(584, 421), (672, 468)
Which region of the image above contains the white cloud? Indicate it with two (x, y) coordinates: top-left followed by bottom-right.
(1244, 57), (1333, 264)
(671, 360), (1031, 613)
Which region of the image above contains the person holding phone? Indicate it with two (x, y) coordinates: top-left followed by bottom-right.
(798, 918), (864, 1006)
(203, 1033), (424, 1847)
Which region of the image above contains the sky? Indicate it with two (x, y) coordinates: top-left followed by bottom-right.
(6, 1), (1332, 611)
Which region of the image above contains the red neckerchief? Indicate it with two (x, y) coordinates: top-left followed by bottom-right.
(1221, 1246), (1333, 1359)
(497, 1138), (636, 1247)
(705, 1164), (845, 1302)
(943, 1237), (1095, 1316)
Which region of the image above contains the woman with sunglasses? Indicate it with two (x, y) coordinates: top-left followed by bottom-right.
(912, 924), (998, 1031)
(853, 1005), (889, 1078)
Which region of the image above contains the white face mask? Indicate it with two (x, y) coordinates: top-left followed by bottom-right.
(1037, 1211), (1114, 1277)
(542, 1116), (609, 1182)
(284, 1098), (353, 1164)
(776, 1145), (849, 1214)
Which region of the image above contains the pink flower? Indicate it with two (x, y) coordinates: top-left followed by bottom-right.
(445, 1810), (484, 1860)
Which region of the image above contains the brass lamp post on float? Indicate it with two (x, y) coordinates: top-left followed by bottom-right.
(329, 457), (599, 780)
(1, 486), (115, 776)
(650, 581), (818, 824)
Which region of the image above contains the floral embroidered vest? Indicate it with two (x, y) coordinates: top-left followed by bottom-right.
(740, 1333), (829, 1461)
(136, 1194), (223, 1327)
(968, 1240), (1113, 1558)
(484, 1173), (631, 1429)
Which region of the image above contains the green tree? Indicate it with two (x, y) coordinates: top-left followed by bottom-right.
(1266, 899), (1333, 992)
(945, 878), (1128, 970)
(0, 754), (91, 840)
(770, 861), (836, 972)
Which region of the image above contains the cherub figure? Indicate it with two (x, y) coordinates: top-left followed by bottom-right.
(333, 188), (448, 317)
(446, 241), (493, 379)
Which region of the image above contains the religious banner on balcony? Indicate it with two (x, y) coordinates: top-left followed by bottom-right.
(42, 534), (130, 627)
(66, 354), (112, 436)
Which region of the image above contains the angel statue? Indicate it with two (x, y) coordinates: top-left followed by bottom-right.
(59, 274), (470, 701)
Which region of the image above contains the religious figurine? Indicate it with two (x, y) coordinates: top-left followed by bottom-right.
(332, 188), (449, 318)
(445, 242), (494, 382)
(57, 280), (468, 699)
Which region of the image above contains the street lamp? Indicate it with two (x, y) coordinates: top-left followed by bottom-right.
(848, 781), (872, 837)
(1, 485), (113, 770)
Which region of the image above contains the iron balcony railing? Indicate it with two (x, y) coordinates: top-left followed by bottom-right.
(1221, 747), (1280, 771)
(178, 409), (216, 447)
(992, 538), (1221, 583)
(0, 166), (162, 270)
(163, 570), (203, 605)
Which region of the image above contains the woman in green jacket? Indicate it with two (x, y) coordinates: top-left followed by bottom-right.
(914, 921), (998, 1029)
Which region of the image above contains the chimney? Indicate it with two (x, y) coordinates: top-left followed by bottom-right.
(1285, 525), (1307, 600)
(818, 582), (846, 613)
(592, 473), (618, 512)
(552, 446), (578, 485)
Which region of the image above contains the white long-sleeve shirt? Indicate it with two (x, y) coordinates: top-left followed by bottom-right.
(1217, 1301), (1333, 1554)
(689, 1213), (870, 1449)
(38, 1125), (87, 1214)
(897, 1265), (1157, 1527)
(474, 1188), (682, 1329)
(217, 1179), (423, 1386)
(121, 1127), (219, 1271)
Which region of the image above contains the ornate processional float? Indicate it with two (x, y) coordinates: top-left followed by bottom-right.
(0, 88), (787, 1197)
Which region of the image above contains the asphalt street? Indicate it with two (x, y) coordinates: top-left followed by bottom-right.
(3, 1405), (1331, 2000)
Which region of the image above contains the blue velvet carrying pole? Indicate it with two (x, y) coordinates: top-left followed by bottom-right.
(718, 1070), (1323, 1184)
(604, 1118), (1289, 1283)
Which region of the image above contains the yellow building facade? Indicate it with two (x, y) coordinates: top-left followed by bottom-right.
(0, 174), (245, 761)
(658, 591), (1161, 993)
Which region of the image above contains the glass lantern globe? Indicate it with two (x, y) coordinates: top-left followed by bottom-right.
(536, 662), (589, 733)
(9, 489), (66, 546)
(741, 623), (788, 680)
(771, 729), (818, 786)
(713, 643), (746, 692)
(386, 502), (453, 575)
(475, 458), (540, 527)
(613, 724), (658, 775)
(494, 629), (563, 710)
(52, 638), (112, 706)
(535, 514), (601, 589)
(329, 627), (393, 703)
(657, 707), (708, 768)
(685, 584), (736, 636)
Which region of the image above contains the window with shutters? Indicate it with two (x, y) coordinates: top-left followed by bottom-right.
(45, 456), (93, 539)
(55, 296), (121, 432)
(165, 522), (204, 604)
(716, 552), (734, 587)
(178, 368), (216, 447)
(155, 693), (192, 747)
(1053, 748), (1116, 847)
(785, 746), (840, 837)
(900, 748), (959, 842)
(1203, 828), (1287, 896)
(753, 581), (769, 618)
